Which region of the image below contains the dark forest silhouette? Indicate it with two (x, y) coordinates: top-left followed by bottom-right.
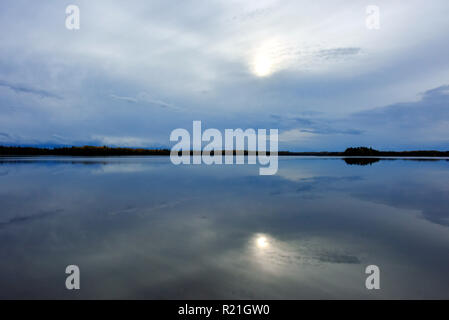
(1, 145), (449, 157)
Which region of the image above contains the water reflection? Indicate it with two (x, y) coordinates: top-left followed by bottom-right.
(342, 157), (449, 166)
(343, 158), (380, 166)
(0, 156), (448, 299)
(249, 233), (302, 275)
(256, 235), (269, 249)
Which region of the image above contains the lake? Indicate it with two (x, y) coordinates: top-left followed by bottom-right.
(0, 156), (448, 299)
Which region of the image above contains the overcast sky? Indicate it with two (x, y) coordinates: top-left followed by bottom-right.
(1, 0), (449, 151)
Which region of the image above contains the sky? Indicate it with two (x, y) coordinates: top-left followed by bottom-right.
(0, 0), (449, 151)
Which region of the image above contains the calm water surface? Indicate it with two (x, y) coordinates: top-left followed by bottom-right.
(0, 156), (448, 299)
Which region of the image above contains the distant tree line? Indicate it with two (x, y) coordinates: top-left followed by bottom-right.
(0, 146), (171, 156)
(0, 145), (448, 157)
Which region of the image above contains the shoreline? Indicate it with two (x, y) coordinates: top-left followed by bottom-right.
(0, 146), (449, 159)
(1, 146), (449, 157)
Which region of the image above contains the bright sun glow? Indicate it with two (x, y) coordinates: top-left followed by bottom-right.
(254, 54), (273, 77)
(252, 39), (281, 77)
(256, 236), (269, 248)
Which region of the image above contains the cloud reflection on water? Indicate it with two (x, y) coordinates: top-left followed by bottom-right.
(0, 157), (448, 298)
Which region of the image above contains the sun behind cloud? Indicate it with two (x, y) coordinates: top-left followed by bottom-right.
(253, 53), (273, 77)
(251, 40), (282, 77)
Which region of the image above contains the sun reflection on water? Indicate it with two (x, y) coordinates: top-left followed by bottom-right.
(256, 236), (269, 248)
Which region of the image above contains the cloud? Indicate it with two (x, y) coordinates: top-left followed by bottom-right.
(0, 80), (62, 99)
(0, 1), (449, 150)
(269, 84), (449, 150)
(110, 94), (138, 104)
(316, 47), (361, 60)
(273, 114), (363, 139)
(91, 135), (154, 147)
(0, 132), (11, 139)
(110, 92), (176, 109)
(229, 7), (274, 23)
(421, 85), (449, 98)
(279, 129), (315, 142)
(314, 252), (360, 264)
(138, 92), (177, 109)
(291, 117), (314, 127)
(300, 128), (362, 135)
(353, 169), (449, 227)
(350, 85), (449, 127)
(0, 209), (63, 229)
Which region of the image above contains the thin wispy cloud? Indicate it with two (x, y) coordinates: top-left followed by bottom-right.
(110, 94), (138, 104)
(316, 47), (361, 60)
(91, 135), (155, 148)
(0, 80), (62, 99)
(110, 92), (177, 109)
